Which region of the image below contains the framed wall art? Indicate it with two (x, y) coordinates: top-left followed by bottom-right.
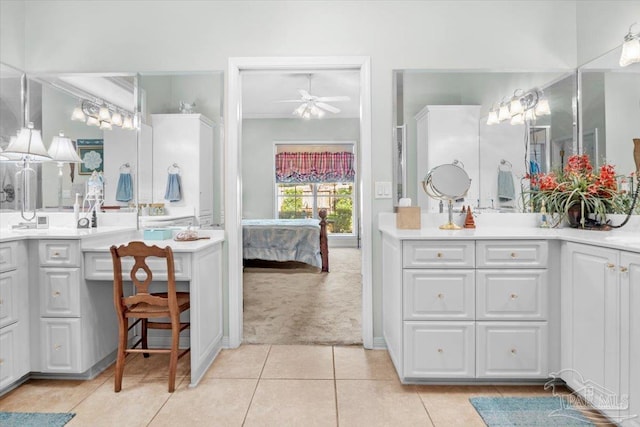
(77, 139), (104, 175)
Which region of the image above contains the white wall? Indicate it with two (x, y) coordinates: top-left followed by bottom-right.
(576, 1), (640, 66)
(242, 118), (360, 219)
(19, 0), (581, 341)
(0, 0), (25, 69)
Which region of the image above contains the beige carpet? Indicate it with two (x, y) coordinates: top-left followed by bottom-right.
(243, 247), (362, 345)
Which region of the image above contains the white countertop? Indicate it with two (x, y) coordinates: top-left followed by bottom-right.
(0, 226), (137, 243)
(379, 212), (640, 253)
(81, 229), (225, 252)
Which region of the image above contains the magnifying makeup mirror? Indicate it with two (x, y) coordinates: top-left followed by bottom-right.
(422, 163), (471, 229)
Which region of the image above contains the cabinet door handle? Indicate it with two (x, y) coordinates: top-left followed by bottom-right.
(510, 252), (517, 258)
(0, 298), (3, 305)
(437, 348), (443, 353)
(53, 291), (61, 297)
(620, 266), (629, 273)
(437, 293), (444, 299)
(510, 293), (518, 300)
(0, 358), (3, 365)
(606, 263), (616, 270)
(54, 345), (62, 351)
(52, 252), (60, 257)
(436, 252), (443, 258)
(510, 348), (517, 355)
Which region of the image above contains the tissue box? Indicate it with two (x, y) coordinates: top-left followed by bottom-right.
(396, 207), (421, 229)
(143, 228), (173, 240)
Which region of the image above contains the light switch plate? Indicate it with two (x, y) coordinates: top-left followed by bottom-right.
(375, 181), (392, 199)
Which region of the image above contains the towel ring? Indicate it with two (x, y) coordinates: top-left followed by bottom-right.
(168, 163), (180, 174)
(119, 163), (131, 173)
(499, 159), (512, 171)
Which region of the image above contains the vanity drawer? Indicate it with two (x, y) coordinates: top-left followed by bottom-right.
(404, 321), (475, 378)
(476, 270), (548, 320)
(403, 269), (475, 320)
(0, 242), (18, 273)
(39, 268), (81, 317)
(84, 252), (191, 281)
(403, 241), (475, 269)
(40, 318), (82, 373)
(476, 240), (548, 268)
(476, 322), (548, 378)
(39, 240), (81, 267)
(0, 270), (18, 328)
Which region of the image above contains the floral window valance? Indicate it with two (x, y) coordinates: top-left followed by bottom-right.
(276, 151), (355, 183)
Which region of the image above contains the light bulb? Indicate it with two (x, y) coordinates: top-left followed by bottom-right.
(86, 116), (100, 127)
(71, 106), (86, 121)
(535, 98), (551, 116)
(498, 104), (510, 122)
(111, 111), (123, 126)
(486, 110), (499, 125)
(98, 105), (111, 122)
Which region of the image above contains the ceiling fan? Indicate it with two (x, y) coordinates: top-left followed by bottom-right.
(276, 74), (350, 119)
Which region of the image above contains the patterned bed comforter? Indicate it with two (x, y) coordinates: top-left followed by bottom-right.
(241, 219), (322, 268)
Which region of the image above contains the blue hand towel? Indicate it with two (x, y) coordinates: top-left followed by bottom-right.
(115, 172), (133, 202)
(497, 169), (515, 202)
(165, 173), (182, 202)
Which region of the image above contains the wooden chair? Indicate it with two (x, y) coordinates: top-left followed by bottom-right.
(110, 241), (190, 392)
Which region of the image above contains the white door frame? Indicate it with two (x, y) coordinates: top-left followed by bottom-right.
(226, 56), (373, 349)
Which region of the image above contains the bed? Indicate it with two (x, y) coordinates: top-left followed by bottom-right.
(242, 210), (329, 272)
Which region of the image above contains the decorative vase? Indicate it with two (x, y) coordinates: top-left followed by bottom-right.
(634, 138), (640, 176)
(566, 204), (586, 228)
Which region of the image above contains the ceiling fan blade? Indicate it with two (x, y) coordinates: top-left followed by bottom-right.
(316, 96), (351, 102)
(298, 89), (312, 100)
(316, 102), (340, 114)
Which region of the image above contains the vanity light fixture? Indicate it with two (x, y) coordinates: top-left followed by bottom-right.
(86, 116), (100, 127)
(121, 115), (134, 130)
(620, 23), (640, 67)
(491, 88), (550, 125)
(71, 101), (86, 121)
(48, 131), (83, 209)
(111, 111), (123, 127)
(3, 123), (52, 222)
(98, 104), (112, 122)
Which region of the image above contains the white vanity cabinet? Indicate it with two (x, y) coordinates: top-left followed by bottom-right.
(0, 241), (29, 390)
(382, 235), (551, 382)
(151, 114), (215, 226)
(562, 242), (640, 425)
(37, 240), (83, 373)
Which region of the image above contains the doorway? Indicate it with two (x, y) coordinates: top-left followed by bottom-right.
(226, 57), (372, 348)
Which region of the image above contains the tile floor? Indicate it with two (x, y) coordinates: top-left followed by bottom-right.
(0, 344), (609, 426)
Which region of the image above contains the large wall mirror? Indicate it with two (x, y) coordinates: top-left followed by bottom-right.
(579, 44), (640, 189)
(393, 70), (576, 213)
(138, 72), (224, 228)
(0, 63), (24, 211)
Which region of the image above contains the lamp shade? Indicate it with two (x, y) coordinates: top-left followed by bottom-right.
(498, 104), (510, 122)
(122, 115), (134, 130)
(86, 116), (100, 127)
(486, 110), (499, 125)
(98, 105), (111, 122)
(620, 36), (640, 67)
(48, 132), (83, 163)
(3, 124), (51, 161)
(71, 106), (86, 121)
(534, 98), (551, 116)
(111, 111), (123, 126)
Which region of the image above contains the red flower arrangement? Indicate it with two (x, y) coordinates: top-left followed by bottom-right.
(529, 154), (622, 227)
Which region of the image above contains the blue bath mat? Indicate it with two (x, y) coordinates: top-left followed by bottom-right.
(470, 397), (595, 426)
(0, 412), (75, 427)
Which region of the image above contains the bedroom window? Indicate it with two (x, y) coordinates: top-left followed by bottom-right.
(275, 146), (356, 235)
(276, 182), (353, 234)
